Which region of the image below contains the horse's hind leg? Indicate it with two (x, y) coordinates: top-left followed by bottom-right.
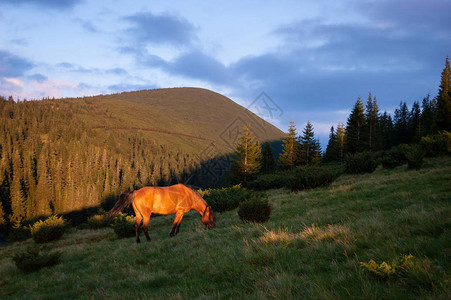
(142, 215), (151, 242)
(169, 211), (184, 237)
(135, 215), (143, 243)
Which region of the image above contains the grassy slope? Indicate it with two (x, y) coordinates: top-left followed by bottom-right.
(83, 87), (285, 154)
(1, 156), (450, 299)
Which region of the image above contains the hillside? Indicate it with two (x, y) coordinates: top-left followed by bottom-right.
(84, 87), (284, 154)
(0, 156), (449, 298)
(0, 88), (284, 226)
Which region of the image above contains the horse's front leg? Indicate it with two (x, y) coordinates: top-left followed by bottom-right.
(169, 211), (184, 237)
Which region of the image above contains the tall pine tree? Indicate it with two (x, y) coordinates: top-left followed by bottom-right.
(345, 96), (366, 154)
(279, 121), (301, 170)
(299, 121), (321, 165)
(232, 126), (262, 184)
(435, 56), (451, 131)
(260, 142), (276, 174)
(365, 93), (381, 151)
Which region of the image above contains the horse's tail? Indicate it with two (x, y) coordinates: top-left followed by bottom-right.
(104, 191), (136, 222)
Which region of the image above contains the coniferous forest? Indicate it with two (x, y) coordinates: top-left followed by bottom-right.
(0, 97), (206, 229)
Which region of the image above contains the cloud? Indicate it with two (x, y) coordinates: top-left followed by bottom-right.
(0, 0), (82, 10)
(0, 50), (34, 77)
(167, 51), (230, 85)
(123, 11), (197, 47)
(28, 73), (48, 83)
(108, 83), (158, 93)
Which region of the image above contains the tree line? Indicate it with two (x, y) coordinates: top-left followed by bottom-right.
(231, 56), (451, 181)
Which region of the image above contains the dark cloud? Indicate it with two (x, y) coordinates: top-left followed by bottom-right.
(0, 50), (34, 77)
(123, 11), (197, 47)
(168, 51), (230, 84)
(0, 0), (82, 9)
(28, 73), (48, 83)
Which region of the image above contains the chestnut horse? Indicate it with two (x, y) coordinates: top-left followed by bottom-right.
(105, 184), (216, 243)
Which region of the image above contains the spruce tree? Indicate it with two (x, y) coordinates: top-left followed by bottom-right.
(232, 125), (262, 184)
(335, 123), (346, 162)
(345, 96), (366, 154)
(260, 142), (276, 174)
(435, 56), (451, 131)
(324, 126), (338, 162)
(394, 102), (410, 145)
(299, 121), (321, 165)
(421, 95), (435, 137)
(279, 121), (301, 170)
(380, 112), (395, 149)
(365, 93), (381, 151)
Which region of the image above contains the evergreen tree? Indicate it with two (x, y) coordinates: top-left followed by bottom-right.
(260, 142), (276, 174)
(435, 56), (451, 131)
(365, 93), (381, 151)
(345, 96), (366, 154)
(421, 95), (435, 137)
(335, 123), (346, 162)
(380, 112), (395, 149)
(409, 101), (421, 142)
(299, 121), (321, 165)
(279, 121), (301, 170)
(232, 126), (262, 184)
(324, 126), (338, 162)
(394, 102), (410, 145)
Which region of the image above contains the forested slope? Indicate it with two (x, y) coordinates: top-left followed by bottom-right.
(0, 88), (284, 227)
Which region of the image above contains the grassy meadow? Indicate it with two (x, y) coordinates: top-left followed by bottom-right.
(1, 156), (450, 299)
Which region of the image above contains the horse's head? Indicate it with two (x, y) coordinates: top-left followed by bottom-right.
(202, 205), (216, 229)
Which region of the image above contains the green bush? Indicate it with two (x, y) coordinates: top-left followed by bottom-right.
(406, 145), (425, 170)
(12, 245), (61, 273)
(345, 152), (378, 174)
(111, 213), (136, 238)
(29, 216), (67, 243)
(381, 147), (407, 169)
(199, 185), (251, 212)
(248, 172), (289, 191)
(87, 214), (107, 229)
(238, 194), (271, 223)
(420, 133), (449, 157)
(289, 165), (340, 192)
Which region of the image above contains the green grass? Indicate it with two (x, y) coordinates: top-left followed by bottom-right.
(1, 156), (450, 299)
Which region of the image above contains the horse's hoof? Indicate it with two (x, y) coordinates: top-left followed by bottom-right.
(136, 240), (141, 244)
(169, 233), (174, 237)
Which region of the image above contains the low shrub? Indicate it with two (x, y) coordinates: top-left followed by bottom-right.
(289, 165), (341, 192)
(111, 213), (136, 238)
(238, 194), (271, 223)
(199, 185), (251, 212)
(420, 133), (449, 157)
(381, 147), (407, 169)
(12, 245), (61, 273)
(248, 172), (289, 191)
(29, 216), (67, 243)
(406, 145), (425, 170)
(87, 214), (107, 229)
(345, 152), (378, 174)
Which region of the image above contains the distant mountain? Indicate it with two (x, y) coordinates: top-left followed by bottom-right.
(0, 88), (284, 226)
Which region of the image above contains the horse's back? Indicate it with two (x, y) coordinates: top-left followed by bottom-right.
(134, 184), (194, 215)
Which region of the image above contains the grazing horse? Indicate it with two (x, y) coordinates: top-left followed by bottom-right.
(105, 184), (216, 243)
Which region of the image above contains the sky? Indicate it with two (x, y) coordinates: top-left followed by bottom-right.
(1, 0), (450, 147)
